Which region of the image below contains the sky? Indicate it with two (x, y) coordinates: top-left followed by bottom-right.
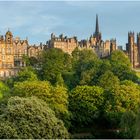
(0, 1), (140, 48)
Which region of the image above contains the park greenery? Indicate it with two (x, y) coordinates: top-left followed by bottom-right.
(0, 48), (140, 138)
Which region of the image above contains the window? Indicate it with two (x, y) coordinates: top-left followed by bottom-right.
(2, 48), (5, 54)
(7, 48), (11, 54)
(7, 56), (10, 60)
(2, 55), (5, 60)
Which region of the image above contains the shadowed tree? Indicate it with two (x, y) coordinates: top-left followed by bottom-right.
(0, 96), (69, 139)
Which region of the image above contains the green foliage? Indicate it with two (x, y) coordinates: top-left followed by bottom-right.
(120, 111), (136, 138)
(98, 70), (120, 90)
(1, 48), (139, 139)
(69, 85), (104, 126)
(12, 81), (69, 123)
(29, 56), (38, 67)
(55, 73), (65, 86)
(0, 96), (69, 139)
(103, 80), (140, 127)
(0, 81), (9, 99)
(22, 55), (30, 66)
(38, 49), (71, 85)
(135, 110), (140, 139)
(110, 50), (131, 67)
(72, 49), (101, 86)
(16, 67), (38, 82)
(5, 67), (38, 88)
(110, 50), (138, 82)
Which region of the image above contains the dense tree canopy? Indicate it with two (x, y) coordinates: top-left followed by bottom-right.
(5, 67), (38, 88)
(0, 81), (9, 99)
(38, 48), (71, 85)
(0, 48), (139, 139)
(110, 50), (138, 82)
(71, 49), (102, 86)
(120, 111), (137, 138)
(0, 96), (69, 139)
(69, 85), (104, 126)
(103, 80), (140, 127)
(12, 81), (69, 121)
(98, 70), (120, 90)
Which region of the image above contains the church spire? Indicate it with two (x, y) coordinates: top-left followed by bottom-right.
(95, 14), (99, 34)
(93, 14), (101, 42)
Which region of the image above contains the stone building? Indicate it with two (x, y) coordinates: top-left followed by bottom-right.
(0, 15), (119, 78)
(126, 32), (140, 68)
(0, 31), (15, 78)
(48, 15), (117, 57)
(28, 43), (44, 58)
(48, 33), (78, 54)
(79, 14), (117, 58)
(0, 31), (43, 78)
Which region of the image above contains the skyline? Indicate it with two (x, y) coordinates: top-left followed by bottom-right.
(0, 1), (140, 48)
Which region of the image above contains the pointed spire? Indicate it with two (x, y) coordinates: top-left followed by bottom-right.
(95, 14), (99, 34)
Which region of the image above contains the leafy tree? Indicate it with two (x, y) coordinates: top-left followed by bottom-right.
(12, 81), (69, 122)
(109, 50), (138, 82)
(110, 50), (131, 67)
(98, 70), (120, 91)
(0, 96), (69, 139)
(0, 81), (9, 99)
(72, 47), (80, 62)
(103, 80), (140, 127)
(5, 67), (38, 88)
(72, 49), (101, 86)
(15, 67), (38, 82)
(29, 56), (38, 67)
(120, 111), (136, 138)
(69, 85), (104, 126)
(38, 48), (72, 85)
(55, 73), (65, 86)
(135, 109), (140, 139)
(22, 55), (30, 66)
(91, 60), (112, 85)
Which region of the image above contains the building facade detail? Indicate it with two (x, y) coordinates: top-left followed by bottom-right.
(48, 15), (117, 57)
(0, 31), (44, 78)
(48, 33), (78, 54)
(126, 32), (140, 68)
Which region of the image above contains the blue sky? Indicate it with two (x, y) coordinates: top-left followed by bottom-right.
(0, 1), (140, 48)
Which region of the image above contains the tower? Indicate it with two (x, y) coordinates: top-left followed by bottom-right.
(93, 14), (102, 42)
(127, 32), (135, 67)
(137, 33), (140, 65)
(110, 39), (116, 53)
(5, 30), (13, 44)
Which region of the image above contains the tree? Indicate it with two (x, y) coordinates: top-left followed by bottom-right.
(15, 67), (38, 82)
(0, 96), (69, 139)
(55, 73), (65, 86)
(71, 49), (102, 86)
(22, 55), (30, 66)
(69, 85), (104, 126)
(0, 81), (9, 99)
(110, 50), (131, 67)
(120, 111), (136, 138)
(109, 50), (138, 82)
(103, 80), (140, 127)
(135, 109), (140, 139)
(91, 59), (112, 85)
(98, 70), (120, 91)
(29, 56), (38, 67)
(38, 49), (72, 85)
(5, 67), (38, 88)
(12, 81), (69, 122)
